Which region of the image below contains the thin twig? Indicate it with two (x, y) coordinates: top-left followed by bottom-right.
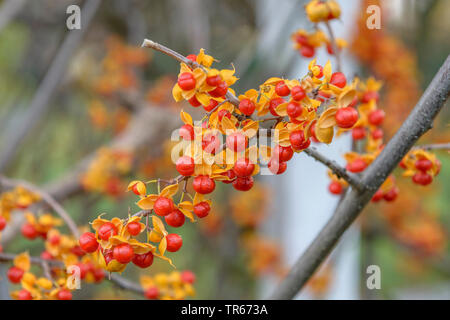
(303, 147), (366, 191)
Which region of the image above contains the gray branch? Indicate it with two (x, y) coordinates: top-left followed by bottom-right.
(269, 54), (450, 299)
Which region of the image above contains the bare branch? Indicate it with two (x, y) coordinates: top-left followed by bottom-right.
(269, 55), (450, 299)
(0, 0), (102, 173)
(324, 21), (341, 72)
(303, 147), (365, 191)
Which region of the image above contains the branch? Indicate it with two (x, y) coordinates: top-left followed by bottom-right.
(0, 0), (102, 173)
(0, 175), (80, 238)
(0, 252), (144, 294)
(303, 147), (365, 191)
(0, 0), (27, 33)
(141, 38), (241, 106)
(269, 55), (450, 299)
(324, 21), (341, 72)
(413, 142), (450, 151)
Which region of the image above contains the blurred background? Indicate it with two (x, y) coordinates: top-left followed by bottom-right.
(0, 0), (449, 299)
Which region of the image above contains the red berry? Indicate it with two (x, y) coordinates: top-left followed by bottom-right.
(98, 222), (118, 241)
(79, 232), (99, 253)
(93, 268), (105, 282)
(371, 190), (384, 202)
(40, 251), (53, 260)
(326, 43), (334, 55)
(165, 209), (185, 228)
(18, 289), (32, 300)
(414, 159), (433, 172)
(368, 109), (385, 126)
(21, 223), (38, 239)
(383, 187), (398, 202)
(346, 159), (367, 173)
(154, 197), (174, 216)
(330, 72), (346, 88)
(371, 128), (383, 140)
(269, 98), (284, 116)
(206, 75), (221, 87)
(268, 159), (287, 175)
(274, 145), (294, 162)
(412, 171), (433, 186)
(0, 216), (6, 231)
(239, 98), (255, 116)
(328, 181), (342, 194)
(226, 132), (248, 152)
(176, 156), (195, 176)
(7, 266), (24, 283)
(57, 289), (72, 300)
(144, 287), (159, 299)
(70, 245), (85, 257)
(177, 72), (196, 91)
(188, 95), (201, 107)
(295, 34), (308, 46)
(127, 221), (141, 236)
(208, 81), (228, 97)
(194, 201), (210, 218)
(275, 81), (290, 96)
(362, 91), (379, 103)
(193, 175), (215, 194)
(221, 169), (236, 184)
(113, 243), (134, 264)
(181, 270), (196, 284)
(132, 251), (154, 268)
(300, 45), (315, 58)
(166, 233), (183, 252)
(204, 99), (218, 112)
(287, 101), (303, 119)
(291, 86), (306, 101)
(352, 127), (366, 140)
(179, 124), (194, 141)
(233, 158), (255, 177)
(232, 176), (254, 191)
(289, 130), (310, 150)
(335, 107), (358, 129)
(186, 54), (197, 62)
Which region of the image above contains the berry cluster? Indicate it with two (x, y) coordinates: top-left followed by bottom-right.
(140, 270), (196, 300)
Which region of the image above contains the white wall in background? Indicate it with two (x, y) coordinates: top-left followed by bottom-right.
(253, 0), (361, 299)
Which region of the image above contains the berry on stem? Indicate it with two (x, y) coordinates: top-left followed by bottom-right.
(194, 201), (210, 218)
(165, 209), (186, 228)
(113, 243), (134, 264)
(176, 156), (195, 176)
(335, 107), (358, 129)
(166, 233), (183, 252)
(154, 197), (174, 217)
(193, 175), (215, 194)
